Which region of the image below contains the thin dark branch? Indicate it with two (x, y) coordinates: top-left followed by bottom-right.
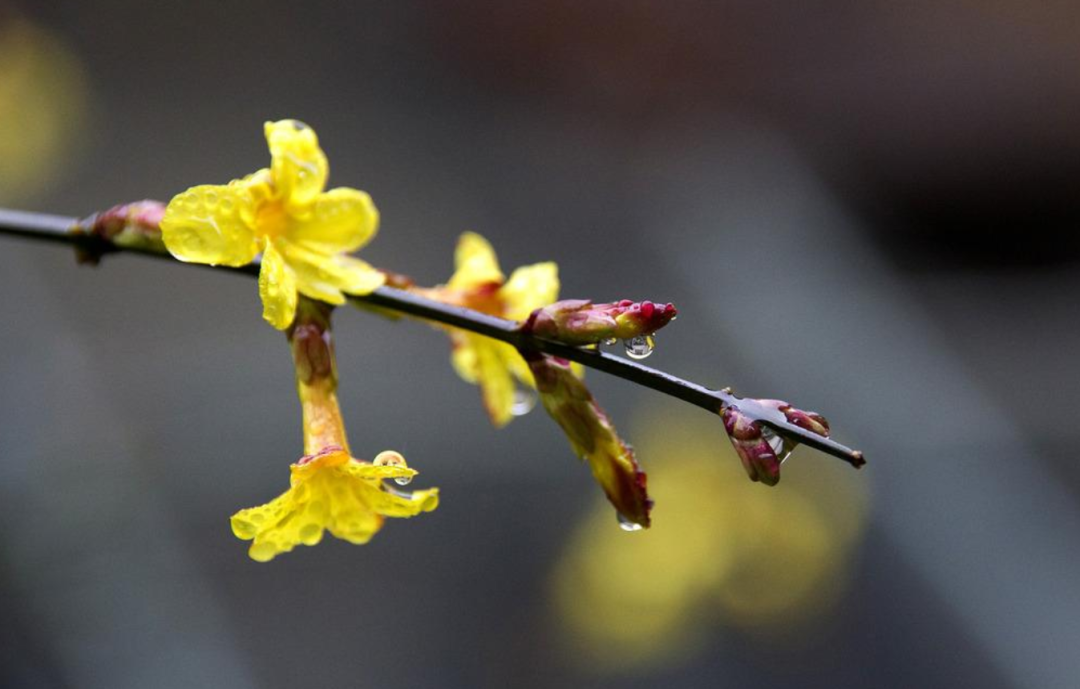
(0, 207), (864, 467)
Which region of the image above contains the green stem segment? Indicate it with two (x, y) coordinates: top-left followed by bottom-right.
(0, 207), (864, 468)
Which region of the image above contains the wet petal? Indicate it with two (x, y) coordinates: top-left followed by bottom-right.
(259, 242), (298, 330)
(449, 231), (504, 289)
(331, 254), (386, 295)
(288, 187), (379, 253)
(341, 461), (417, 482)
(281, 242), (347, 304)
(282, 242), (385, 303)
(161, 184), (258, 266)
(265, 119), (328, 210)
(501, 262), (559, 321)
(364, 485), (440, 517)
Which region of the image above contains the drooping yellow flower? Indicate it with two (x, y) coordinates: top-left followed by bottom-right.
(427, 232), (560, 427)
(230, 296), (439, 562)
(160, 119), (385, 329)
(231, 447), (439, 562)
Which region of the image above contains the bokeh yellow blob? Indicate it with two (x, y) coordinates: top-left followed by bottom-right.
(0, 17), (91, 204)
(551, 403), (869, 672)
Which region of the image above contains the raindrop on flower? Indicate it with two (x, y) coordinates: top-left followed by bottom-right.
(617, 512), (644, 532)
(511, 386), (537, 416)
(373, 451), (413, 485)
(761, 425), (795, 463)
(623, 334), (655, 360)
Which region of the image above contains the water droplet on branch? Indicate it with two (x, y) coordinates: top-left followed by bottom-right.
(617, 513), (644, 532)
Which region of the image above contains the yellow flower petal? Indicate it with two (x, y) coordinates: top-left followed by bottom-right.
(280, 242), (347, 305)
(474, 335), (514, 427)
(282, 241), (386, 303)
(340, 461), (417, 482)
(288, 187), (379, 254)
(364, 486), (440, 517)
(500, 262), (559, 321)
(231, 450), (439, 561)
(161, 184), (259, 266)
(331, 254), (386, 295)
(264, 119), (328, 210)
(502, 344), (536, 387)
(449, 231), (504, 289)
(450, 332), (479, 384)
(258, 242), (298, 329)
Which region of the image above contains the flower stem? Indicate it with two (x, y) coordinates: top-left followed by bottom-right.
(0, 207), (864, 468)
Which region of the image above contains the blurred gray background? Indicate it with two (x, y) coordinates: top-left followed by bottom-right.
(1, 2), (1079, 688)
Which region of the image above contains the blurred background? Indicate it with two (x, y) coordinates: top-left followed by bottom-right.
(1, 2), (1078, 687)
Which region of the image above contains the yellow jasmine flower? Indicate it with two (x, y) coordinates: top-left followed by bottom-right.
(427, 232), (560, 427)
(160, 119), (385, 329)
(231, 447), (438, 562)
(229, 297), (439, 561)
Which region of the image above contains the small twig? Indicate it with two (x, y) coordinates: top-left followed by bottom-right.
(0, 207), (864, 467)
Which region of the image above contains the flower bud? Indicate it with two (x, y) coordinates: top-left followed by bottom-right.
(720, 398), (832, 486)
(74, 200), (167, 263)
(527, 352), (652, 527)
(526, 299), (677, 345)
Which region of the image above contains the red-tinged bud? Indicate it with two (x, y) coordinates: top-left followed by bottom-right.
(720, 397), (832, 486)
(288, 299), (336, 385)
(525, 299), (678, 346)
(526, 352), (652, 528)
(721, 405), (783, 486)
(74, 200), (167, 263)
(613, 300), (676, 340)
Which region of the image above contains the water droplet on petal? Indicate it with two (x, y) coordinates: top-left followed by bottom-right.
(374, 451), (407, 468)
(623, 334), (655, 360)
(511, 386), (537, 416)
(617, 513), (644, 532)
(374, 450), (413, 483)
(761, 426), (795, 463)
(602, 337), (618, 346)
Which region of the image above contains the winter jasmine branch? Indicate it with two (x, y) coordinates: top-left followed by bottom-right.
(0, 206), (864, 469)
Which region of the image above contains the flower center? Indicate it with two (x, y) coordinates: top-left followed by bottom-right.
(255, 200), (289, 239)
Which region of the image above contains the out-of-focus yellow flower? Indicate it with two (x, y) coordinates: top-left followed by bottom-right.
(161, 120), (384, 329)
(552, 405), (868, 672)
(426, 232), (561, 427)
(0, 17), (90, 205)
(231, 447), (438, 562)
